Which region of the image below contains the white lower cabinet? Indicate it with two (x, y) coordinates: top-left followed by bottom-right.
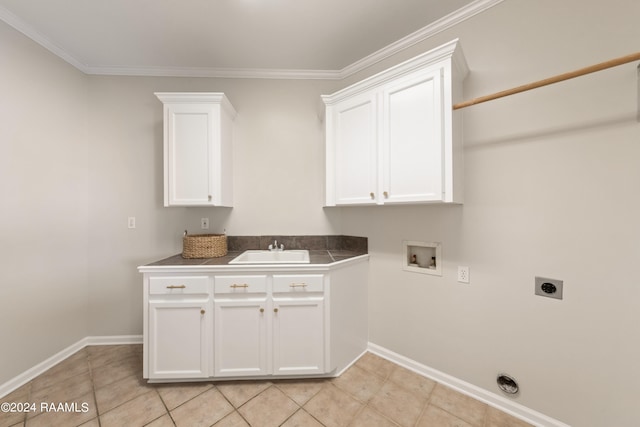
(140, 259), (368, 382)
(214, 299), (269, 376)
(146, 274), (212, 379)
(272, 273), (326, 375)
(213, 274), (326, 378)
(272, 297), (325, 375)
(213, 275), (268, 377)
(148, 301), (210, 379)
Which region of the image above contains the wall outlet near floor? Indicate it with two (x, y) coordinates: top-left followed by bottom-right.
(457, 266), (470, 283)
(127, 217), (136, 229)
(201, 218), (209, 229)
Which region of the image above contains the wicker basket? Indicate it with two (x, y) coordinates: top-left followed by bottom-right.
(182, 233), (228, 258)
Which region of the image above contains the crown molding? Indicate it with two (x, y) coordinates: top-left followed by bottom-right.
(0, 5), (90, 73)
(0, 0), (503, 80)
(85, 65), (343, 80)
(338, 0), (502, 79)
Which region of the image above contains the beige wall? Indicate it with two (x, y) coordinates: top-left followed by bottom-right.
(2, 0), (640, 425)
(341, 1), (640, 426)
(84, 76), (341, 335)
(0, 21), (90, 378)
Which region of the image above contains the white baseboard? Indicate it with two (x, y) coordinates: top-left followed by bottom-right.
(84, 335), (143, 346)
(367, 342), (571, 427)
(0, 335), (142, 399)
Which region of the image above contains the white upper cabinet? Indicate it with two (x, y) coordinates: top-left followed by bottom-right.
(323, 39), (468, 206)
(155, 93), (236, 207)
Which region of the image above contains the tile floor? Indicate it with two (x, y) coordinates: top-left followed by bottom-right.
(1, 345), (532, 427)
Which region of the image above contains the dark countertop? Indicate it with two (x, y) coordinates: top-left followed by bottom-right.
(145, 250), (367, 267)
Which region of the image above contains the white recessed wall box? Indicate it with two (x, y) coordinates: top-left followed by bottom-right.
(403, 241), (442, 276)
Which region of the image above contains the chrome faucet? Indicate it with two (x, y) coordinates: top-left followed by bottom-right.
(268, 240), (284, 251)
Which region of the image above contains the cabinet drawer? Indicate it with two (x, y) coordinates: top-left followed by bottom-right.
(149, 276), (209, 295)
(273, 274), (324, 293)
(215, 275), (267, 294)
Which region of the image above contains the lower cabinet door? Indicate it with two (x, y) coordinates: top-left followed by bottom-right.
(214, 299), (268, 377)
(148, 301), (209, 379)
(272, 298), (325, 375)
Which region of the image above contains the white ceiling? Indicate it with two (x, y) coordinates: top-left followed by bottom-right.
(0, 0), (500, 79)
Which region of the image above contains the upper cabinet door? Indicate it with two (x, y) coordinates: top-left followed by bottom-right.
(322, 39), (467, 206)
(156, 93), (236, 207)
(166, 103), (215, 206)
(381, 68), (444, 203)
(327, 92), (378, 205)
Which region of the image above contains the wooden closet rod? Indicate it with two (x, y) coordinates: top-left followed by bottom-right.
(453, 51), (640, 110)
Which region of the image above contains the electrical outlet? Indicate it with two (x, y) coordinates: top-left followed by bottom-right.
(457, 266), (470, 283)
(127, 217), (136, 229)
(535, 276), (563, 299)
(201, 218), (209, 229)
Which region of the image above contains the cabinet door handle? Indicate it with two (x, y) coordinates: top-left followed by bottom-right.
(260, 308), (264, 313)
(200, 309), (205, 315)
(274, 308), (279, 313)
(208, 195), (212, 201)
(230, 284), (249, 289)
(370, 192), (375, 199)
(383, 191), (389, 198)
(289, 283), (307, 288)
(166, 285), (186, 289)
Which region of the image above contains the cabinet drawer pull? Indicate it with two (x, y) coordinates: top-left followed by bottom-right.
(383, 191), (389, 198)
(166, 285), (186, 289)
(274, 308), (279, 313)
(289, 283), (307, 288)
(370, 192), (375, 199)
(208, 195), (212, 201)
(200, 309), (205, 315)
(230, 284), (249, 289)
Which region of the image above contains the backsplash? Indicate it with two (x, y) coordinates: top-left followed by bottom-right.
(227, 235), (367, 253)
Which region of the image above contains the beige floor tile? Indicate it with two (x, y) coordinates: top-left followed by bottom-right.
(30, 350), (90, 392)
(354, 353), (396, 380)
(4, 344), (534, 427)
(485, 406), (533, 427)
(331, 365), (385, 403)
(429, 385), (488, 427)
(238, 386), (299, 427)
(95, 373), (156, 414)
(304, 384), (362, 427)
(1, 382), (31, 402)
(217, 380), (272, 408)
(387, 366), (436, 400)
(213, 411), (250, 427)
(146, 413), (177, 427)
(281, 409), (324, 427)
(25, 391), (97, 427)
(349, 406), (399, 427)
(0, 408), (25, 427)
(91, 353), (143, 389)
(77, 418), (100, 427)
(99, 390), (166, 427)
(29, 371), (93, 417)
(368, 380), (427, 427)
(155, 381), (213, 410)
(274, 379), (326, 406)
(87, 345), (140, 370)
(0, 383), (31, 427)
(171, 387), (233, 427)
(416, 404), (472, 427)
